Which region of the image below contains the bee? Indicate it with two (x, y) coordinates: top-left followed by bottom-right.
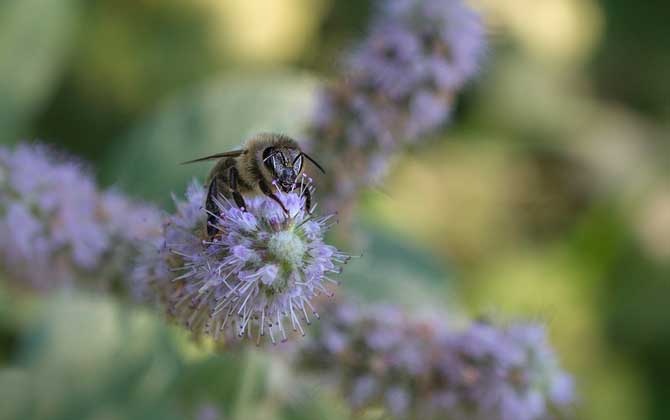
(182, 133), (325, 237)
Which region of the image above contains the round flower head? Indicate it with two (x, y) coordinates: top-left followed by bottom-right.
(298, 301), (574, 420)
(138, 178), (350, 344)
(0, 143), (162, 292)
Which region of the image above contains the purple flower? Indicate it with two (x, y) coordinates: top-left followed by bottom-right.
(386, 386), (411, 417)
(297, 301), (574, 420)
(405, 90), (452, 139)
(134, 179), (350, 344)
(306, 0), (486, 213)
(385, 0), (486, 90)
(347, 26), (424, 100)
(99, 189), (163, 243)
(132, 180), (205, 303)
(0, 143), (162, 292)
(350, 375), (380, 408)
(195, 403), (223, 420)
(438, 322), (576, 420)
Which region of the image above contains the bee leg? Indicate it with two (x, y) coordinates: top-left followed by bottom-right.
(229, 166), (248, 211)
(206, 176), (223, 237)
(302, 186), (312, 214)
(258, 179), (289, 214)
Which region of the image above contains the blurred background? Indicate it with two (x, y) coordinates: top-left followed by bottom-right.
(1, 0), (669, 419)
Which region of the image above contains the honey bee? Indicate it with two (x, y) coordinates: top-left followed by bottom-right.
(182, 133), (325, 237)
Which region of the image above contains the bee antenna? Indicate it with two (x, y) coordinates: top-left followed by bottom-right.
(301, 153), (325, 174)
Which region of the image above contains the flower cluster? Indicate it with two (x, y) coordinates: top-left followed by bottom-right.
(0, 143), (162, 292)
(297, 301), (574, 420)
(134, 179), (350, 344)
(307, 0), (486, 209)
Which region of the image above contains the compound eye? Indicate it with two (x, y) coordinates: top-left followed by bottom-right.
(262, 147), (281, 175)
(272, 155), (283, 175)
(293, 155), (303, 174)
(262, 147), (274, 161)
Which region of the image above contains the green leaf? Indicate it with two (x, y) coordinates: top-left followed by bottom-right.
(340, 227), (458, 310)
(1, 293), (188, 420)
(280, 382), (349, 420)
(0, 0), (80, 140)
(102, 70), (318, 204)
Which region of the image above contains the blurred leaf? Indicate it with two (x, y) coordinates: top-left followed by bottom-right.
(176, 353), (248, 412)
(477, 56), (596, 141)
(567, 202), (629, 283)
(0, 282), (12, 325)
(0, 291), (353, 420)
(340, 227), (457, 310)
(102, 70), (318, 204)
(31, 0), (223, 161)
(0, 368), (32, 420)
(0, 0), (79, 141)
(280, 382), (349, 420)
(0, 294), (187, 420)
(593, 0), (670, 119)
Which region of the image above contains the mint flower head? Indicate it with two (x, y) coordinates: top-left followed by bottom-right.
(135, 179), (350, 344)
(0, 143), (162, 291)
(437, 322), (575, 420)
(297, 301), (574, 420)
(308, 0), (486, 209)
(347, 0), (485, 137)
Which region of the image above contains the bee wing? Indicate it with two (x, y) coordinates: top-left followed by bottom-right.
(180, 150), (245, 165)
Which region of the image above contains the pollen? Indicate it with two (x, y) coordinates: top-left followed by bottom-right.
(268, 230), (306, 268)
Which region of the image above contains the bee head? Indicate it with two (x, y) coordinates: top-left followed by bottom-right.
(262, 147), (303, 192)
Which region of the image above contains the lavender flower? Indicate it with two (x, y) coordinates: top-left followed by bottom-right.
(307, 0), (486, 210)
(0, 143), (162, 292)
(131, 181), (206, 304)
(195, 403), (223, 420)
(134, 179), (350, 344)
(297, 301), (574, 420)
